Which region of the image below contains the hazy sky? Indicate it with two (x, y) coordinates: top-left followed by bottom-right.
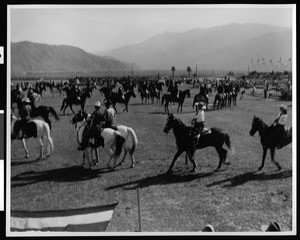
(9, 5), (294, 53)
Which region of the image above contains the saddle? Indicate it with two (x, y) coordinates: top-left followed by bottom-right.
(194, 128), (211, 141)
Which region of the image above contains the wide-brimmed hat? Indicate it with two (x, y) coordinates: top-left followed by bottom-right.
(261, 222), (282, 232)
(279, 104), (287, 111)
(94, 101), (101, 107)
(202, 224), (214, 232)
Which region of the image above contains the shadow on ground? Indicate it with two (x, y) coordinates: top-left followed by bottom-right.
(206, 169), (292, 188)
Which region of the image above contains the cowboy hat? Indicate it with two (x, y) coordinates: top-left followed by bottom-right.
(279, 104), (287, 110)
(261, 222), (282, 232)
(94, 101), (101, 107)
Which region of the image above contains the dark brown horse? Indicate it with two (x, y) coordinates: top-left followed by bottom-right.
(161, 89), (190, 113)
(249, 116), (292, 171)
(163, 113), (231, 174)
(60, 88), (91, 115)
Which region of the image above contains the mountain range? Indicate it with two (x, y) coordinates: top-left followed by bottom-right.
(100, 23), (292, 72)
(11, 41), (140, 76)
(11, 23), (292, 75)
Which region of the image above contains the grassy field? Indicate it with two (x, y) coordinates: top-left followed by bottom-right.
(10, 84), (294, 233)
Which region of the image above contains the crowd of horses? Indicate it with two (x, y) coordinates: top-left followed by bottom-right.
(10, 78), (292, 173)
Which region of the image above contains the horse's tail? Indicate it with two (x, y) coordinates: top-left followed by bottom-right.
(43, 121), (54, 152)
(224, 132), (231, 149)
(49, 107), (60, 120)
(60, 98), (66, 111)
(115, 133), (125, 158)
(127, 127), (138, 155)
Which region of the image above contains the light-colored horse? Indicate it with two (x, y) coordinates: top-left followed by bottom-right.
(72, 113), (125, 170)
(11, 115), (54, 160)
(110, 125), (138, 168)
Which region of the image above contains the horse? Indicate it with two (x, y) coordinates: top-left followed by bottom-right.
(163, 113), (231, 174)
(71, 111), (126, 169)
(249, 116), (292, 171)
(30, 105), (60, 130)
(11, 115), (54, 160)
(107, 89), (136, 113)
(72, 110), (139, 168)
(193, 93), (209, 114)
(12, 93), (59, 130)
(99, 86), (114, 99)
(138, 86), (150, 104)
(161, 89), (191, 113)
(60, 88), (91, 115)
(213, 93), (225, 110)
(232, 90), (238, 106)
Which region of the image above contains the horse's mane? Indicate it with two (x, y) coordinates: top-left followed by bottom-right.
(173, 116), (192, 131)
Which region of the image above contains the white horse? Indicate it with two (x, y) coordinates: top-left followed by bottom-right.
(71, 112), (125, 169)
(11, 115), (54, 160)
(114, 125), (138, 168)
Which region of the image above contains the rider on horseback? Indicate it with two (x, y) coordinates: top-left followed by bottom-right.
(192, 102), (206, 151)
(12, 97), (32, 139)
(77, 101), (104, 150)
(273, 104), (288, 149)
(102, 99), (118, 130)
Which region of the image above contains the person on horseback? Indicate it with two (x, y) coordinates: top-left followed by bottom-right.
(77, 101), (104, 150)
(273, 104), (288, 149)
(102, 99), (118, 130)
(13, 97), (32, 139)
(217, 82), (224, 95)
(191, 102), (206, 151)
(71, 80), (81, 102)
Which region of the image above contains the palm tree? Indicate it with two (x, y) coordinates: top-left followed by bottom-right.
(171, 66), (176, 79)
(186, 66), (192, 77)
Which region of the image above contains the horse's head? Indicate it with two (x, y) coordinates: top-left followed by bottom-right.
(164, 113), (176, 133)
(249, 115), (260, 136)
(71, 110), (87, 125)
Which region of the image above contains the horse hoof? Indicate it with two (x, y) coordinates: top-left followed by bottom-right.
(166, 170), (172, 175)
(258, 167), (263, 171)
(25, 154), (29, 158)
(131, 164), (135, 168)
(224, 161), (231, 165)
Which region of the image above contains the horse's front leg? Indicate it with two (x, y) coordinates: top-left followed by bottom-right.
(22, 138), (29, 158)
(70, 104), (75, 115)
(258, 146), (268, 171)
(270, 147), (281, 171)
(186, 149), (197, 172)
(167, 148), (184, 174)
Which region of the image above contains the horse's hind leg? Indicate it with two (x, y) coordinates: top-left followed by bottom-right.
(22, 139), (29, 158)
(36, 137), (44, 160)
(215, 147), (225, 171)
(270, 148), (281, 171)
